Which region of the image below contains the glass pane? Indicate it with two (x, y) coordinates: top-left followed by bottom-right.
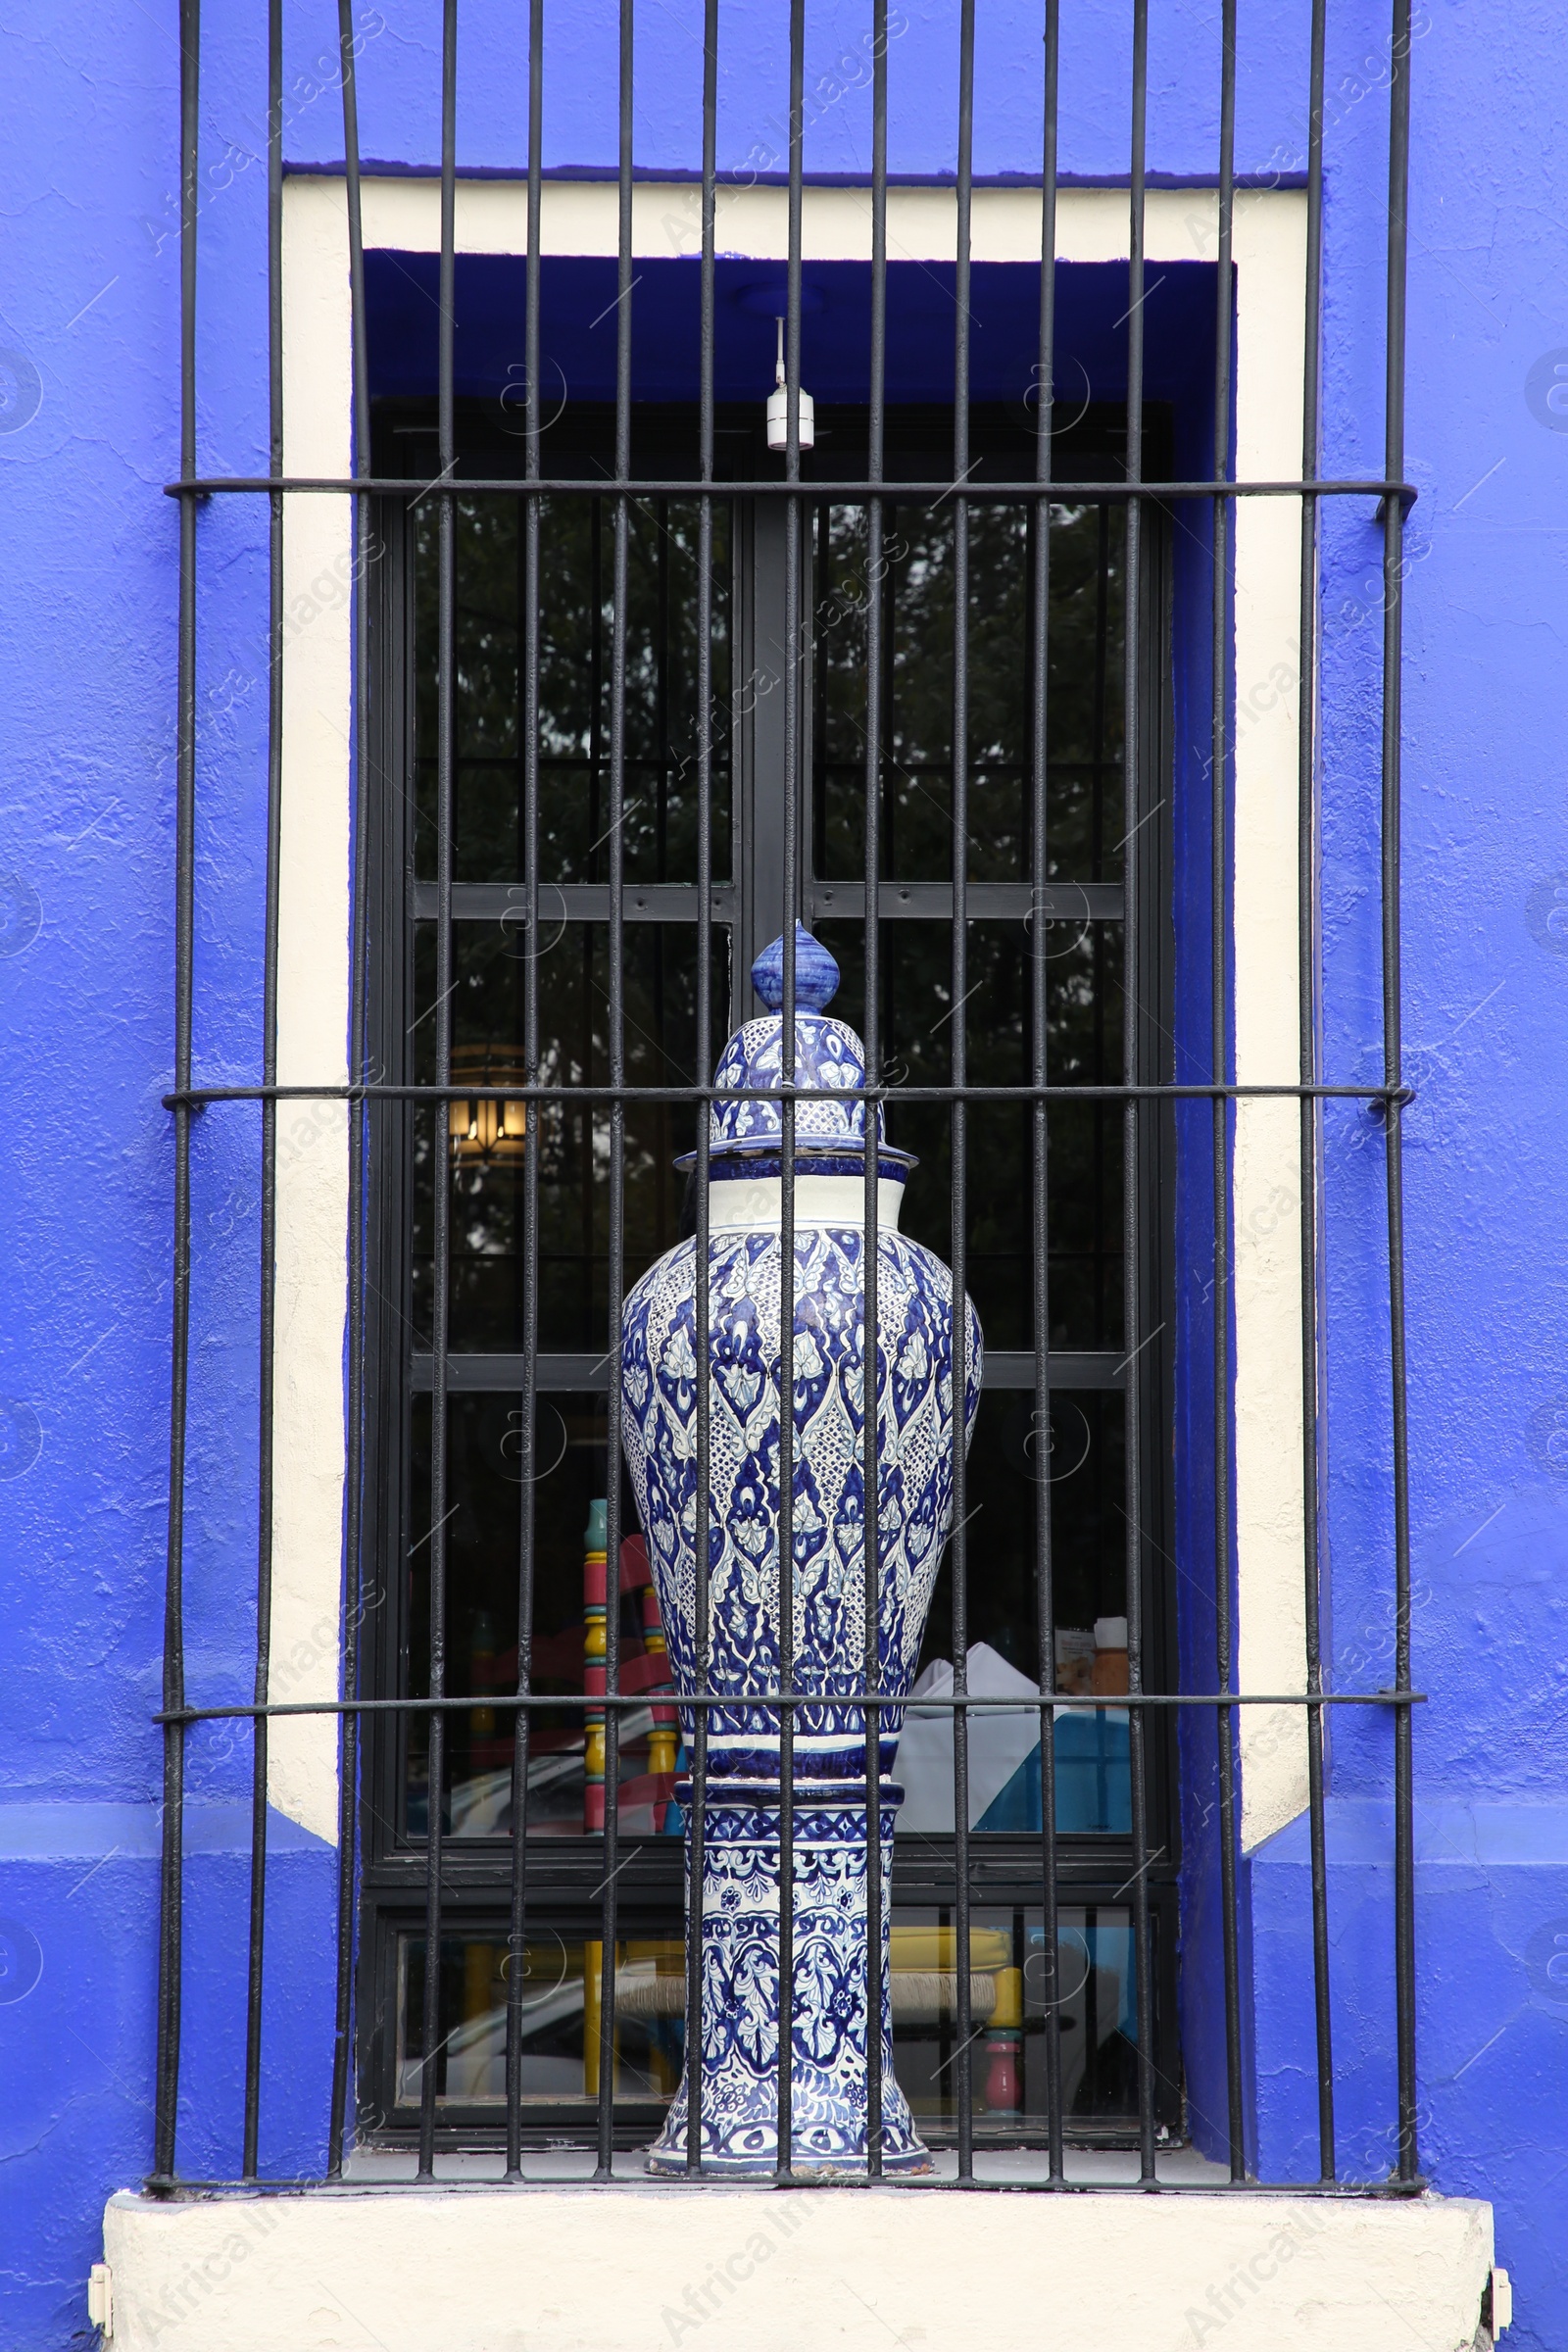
(810, 498), (1124, 886)
(889, 1905), (1139, 2134)
(894, 1390), (1130, 1838)
(413, 493), (733, 885)
(396, 1909), (1138, 2132)
(405, 1392), (688, 1841)
(411, 920), (727, 1352)
(398, 1933), (686, 2111)
(817, 918), (1124, 1350)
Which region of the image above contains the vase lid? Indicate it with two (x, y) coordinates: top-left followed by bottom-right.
(750, 924), (841, 1014)
(673, 926), (914, 1176)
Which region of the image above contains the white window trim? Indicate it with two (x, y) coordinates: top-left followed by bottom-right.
(272, 175), (1308, 1851)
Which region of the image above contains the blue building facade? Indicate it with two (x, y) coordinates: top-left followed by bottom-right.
(2, 0), (1565, 2344)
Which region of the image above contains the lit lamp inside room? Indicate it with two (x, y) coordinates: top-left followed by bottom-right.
(447, 1045), (528, 1163)
(764, 315), (814, 452)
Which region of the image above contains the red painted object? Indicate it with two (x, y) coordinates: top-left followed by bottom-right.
(984, 2034), (1022, 2114)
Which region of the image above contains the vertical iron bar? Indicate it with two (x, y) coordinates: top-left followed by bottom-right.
(1298, 0), (1335, 2188)
(1123, 0), (1157, 2182)
(1031, 0), (1064, 2190)
(242, 0), (284, 2184)
(326, 0), (374, 2180)
(595, 0), (634, 2179)
(1208, 0), (1246, 2187)
(1383, 0), (1418, 2188)
(861, 0), (888, 2186)
(504, 0), (545, 2185)
(154, 0), (201, 2192)
(775, 0), (804, 2187)
(417, 0), (460, 2179)
(684, 0), (718, 2178)
(950, 0), (975, 2186)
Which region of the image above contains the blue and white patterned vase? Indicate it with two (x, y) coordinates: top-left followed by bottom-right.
(620, 927), (982, 2177)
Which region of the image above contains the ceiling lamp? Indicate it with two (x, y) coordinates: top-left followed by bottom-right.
(765, 316), (814, 453)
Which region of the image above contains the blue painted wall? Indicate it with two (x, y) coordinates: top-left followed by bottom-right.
(3, 0), (1566, 2343)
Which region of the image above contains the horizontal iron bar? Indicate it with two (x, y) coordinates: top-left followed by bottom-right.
(416, 1348), (1126, 1393)
(416, 880), (1121, 925)
(427, 1351), (612, 1392)
(275, 163), (1316, 186)
(415, 881), (735, 923)
(143, 2173), (1431, 2199)
(969, 1348), (1125, 1388)
(167, 473), (1416, 504)
(166, 1080), (1413, 1108)
(158, 1690), (1424, 1723)
(808, 880), (1123, 922)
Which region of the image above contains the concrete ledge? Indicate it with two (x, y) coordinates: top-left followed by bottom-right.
(102, 2182), (1493, 2352)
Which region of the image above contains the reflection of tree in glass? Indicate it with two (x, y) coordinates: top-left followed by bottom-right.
(414, 495), (732, 886)
(813, 499), (1124, 885)
(816, 920), (1124, 1353)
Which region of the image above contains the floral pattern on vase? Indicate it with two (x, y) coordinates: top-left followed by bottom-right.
(620, 925), (982, 2176)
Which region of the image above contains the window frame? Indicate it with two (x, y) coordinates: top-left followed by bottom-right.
(354, 393), (1185, 2149)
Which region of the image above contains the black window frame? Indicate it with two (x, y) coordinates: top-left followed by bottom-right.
(355, 391), (1184, 2149)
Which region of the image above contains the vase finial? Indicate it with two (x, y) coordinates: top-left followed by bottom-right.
(751, 924), (839, 1014)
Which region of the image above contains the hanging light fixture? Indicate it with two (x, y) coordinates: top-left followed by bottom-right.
(448, 1044), (528, 1163)
(765, 315), (814, 452)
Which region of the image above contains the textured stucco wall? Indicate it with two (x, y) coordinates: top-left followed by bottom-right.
(2, 0), (1566, 2345)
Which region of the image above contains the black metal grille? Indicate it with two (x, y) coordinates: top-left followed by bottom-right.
(155, 0), (1420, 2193)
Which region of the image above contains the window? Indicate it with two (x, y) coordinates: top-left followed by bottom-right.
(357, 362), (1180, 2147)
(153, 0), (1424, 2204)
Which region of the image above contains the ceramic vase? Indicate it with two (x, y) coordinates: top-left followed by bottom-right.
(620, 927), (982, 2176)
